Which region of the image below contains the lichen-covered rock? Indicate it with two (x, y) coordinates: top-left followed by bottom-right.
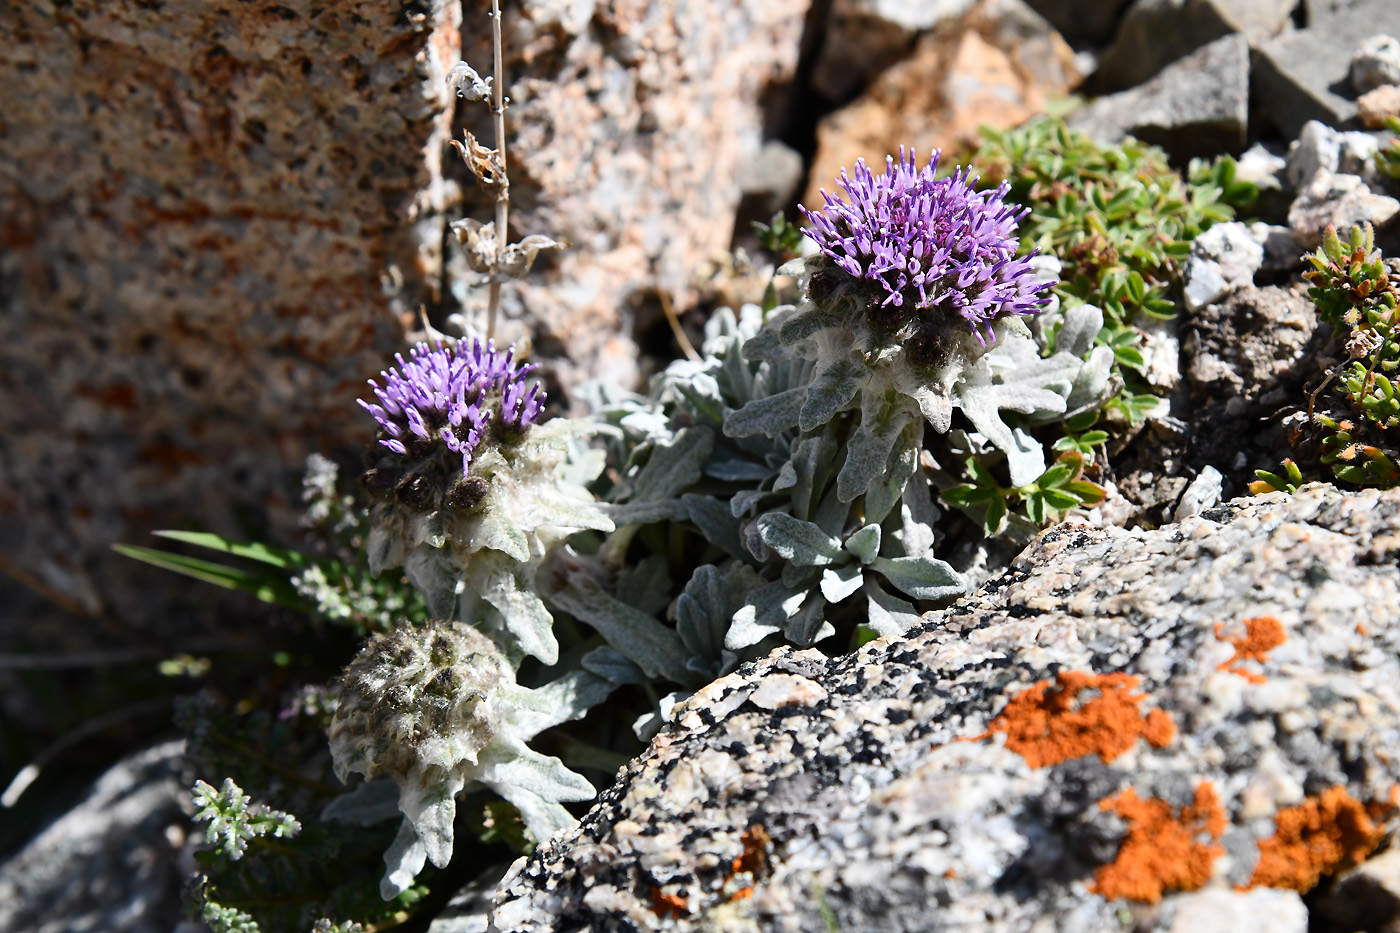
(489, 484), (1400, 931)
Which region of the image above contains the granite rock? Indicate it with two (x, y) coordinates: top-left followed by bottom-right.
(1182, 220), (1265, 312)
(1069, 33), (1250, 163)
(1088, 0), (1282, 94)
(1288, 170), (1400, 249)
(1254, 0), (1400, 137)
(1181, 284), (1319, 483)
(1350, 33), (1400, 94)
(810, 0), (974, 102)
(489, 483), (1400, 931)
(803, 0), (1078, 208)
(1359, 84), (1400, 129)
(0, 740), (188, 933)
(1284, 120), (1383, 189)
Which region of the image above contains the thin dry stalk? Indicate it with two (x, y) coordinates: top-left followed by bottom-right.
(488, 0), (509, 339)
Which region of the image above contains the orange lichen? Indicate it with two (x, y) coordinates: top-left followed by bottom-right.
(731, 825), (770, 877)
(1092, 782), (1227, 903)
(727, 887), (754, 902)
(978, 671), (1176, 768)
(1249, 787), (1390, 892)
(650, 887), (688, 918)
(1215, 616), (1286, 684)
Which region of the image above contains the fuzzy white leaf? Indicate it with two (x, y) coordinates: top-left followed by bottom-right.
(799, 353), (868, 431)
(322, 778), (401, 828)
(872, 555), (964, 602)
(725, 580), (804, 650)
(864, 578), (923, 638)
(682, 494), (751, 562)
(723, 387), (806, 438)
(630, 427), (714, 502)
(404, 543), (461, 619)
(380, 818), (429, 900)
(837, 390), (917, 503)
(543, 575), (691, 683)
(820, 563), (864, 603)
(473, 555), (558, 666)
(843, 524), (882, 564)
(756, 512), (844, 566)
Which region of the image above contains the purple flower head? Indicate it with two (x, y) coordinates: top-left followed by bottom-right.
(799, 148), (1051, 349)
(358, 339), (544, 476)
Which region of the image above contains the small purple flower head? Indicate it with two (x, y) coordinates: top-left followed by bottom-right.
(358, 339), (544, 487)
(800, 148), (1051, 352)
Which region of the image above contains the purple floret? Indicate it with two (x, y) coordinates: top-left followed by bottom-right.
(358, 339), (544, 473)
(799, 148), (1051, 346)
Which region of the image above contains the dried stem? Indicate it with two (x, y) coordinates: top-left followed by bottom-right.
(658, 289), (700, 363)
(488, 0), (509, 340)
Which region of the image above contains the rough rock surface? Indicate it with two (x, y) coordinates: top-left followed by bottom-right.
(1181, 219), (1265, 312)
(1069, 33), (1250, 163)
(490, 483), (1400, 931)
(1088, 0), (1245, 94)
(0, 0), (808, 628)
(803, 0), (1078, 208)
(1023, 0), (1133, 44)
(809, 0), (974, 102)
(0, 741), (188, 933)
(1180, 284), (1320, 485)
(1254, 0), (1400, 137)
(1288, 170), (1400, 249)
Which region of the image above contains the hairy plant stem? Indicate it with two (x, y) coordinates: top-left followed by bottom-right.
(488, 0), (509, 340)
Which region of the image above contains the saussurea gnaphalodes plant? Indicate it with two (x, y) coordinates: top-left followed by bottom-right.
(114, 85), (1145, 931)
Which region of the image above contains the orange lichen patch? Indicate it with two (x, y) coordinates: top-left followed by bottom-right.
(649, 888), (688, 918)
(1092, 783), (1227, 903)
(1215, 616), (1287, 684)
(731, 825), (771, 877)
(727, 886), (754, 902)
(1357, 623), (1368, 636)
(978, 671), (1176, 768)
(1249, 787), (1391, 892)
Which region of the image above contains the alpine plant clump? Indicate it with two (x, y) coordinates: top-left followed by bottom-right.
(732, 148), (1112, 500)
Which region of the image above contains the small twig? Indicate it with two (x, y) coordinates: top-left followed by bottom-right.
(488, 0), (509, 340)
(658, 289), (700, 363)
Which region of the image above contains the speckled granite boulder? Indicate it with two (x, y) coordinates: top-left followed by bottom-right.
(490, 483), (1400, 932)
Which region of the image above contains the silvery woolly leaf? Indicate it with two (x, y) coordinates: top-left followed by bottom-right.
(321, 778), (401, 828)
(775, 256), (818, 277)
(773, 459), (798, 492)
(784, 593), (833, 646)
(616, 553), (671, 616)
(843, 523), (882, 564)
(799, 353), (868, 431)
(790, 422), (840, 522)
(820, 563), (864, 603)
(474, 555), (558, 666)
(741, 309), (795, 362)
(778, 303), (841, 347)
(725, 580), (804, 650)
(604, 498), (691, 527)
(543, 574), (691, 683)
(475, 738), (596, 804)
(398, 770), (466, 869)
(676, 563), (763, 665)
(1065, 346), (1116, 416)
(1057, 303), (1103, 358)
(724, 387), (806, 438)
(404, 543), (461, 619)
(470, 504), (531, 562)
(872, 555), (964, 602)
(756, 511), (843, 566)
(704, 447), (773, 482)
(955, 381), (1064, 488)
(864, 578), (923, 638)
(863, 420), (921, 526)
(898, 471), (940, 557)
(381, 818), (429, 900)
(837, 389), (918, 503)
(682, 494), (751, 562)
(781, 560), (823, 592)
(581, 646), (648, 685)
(730, 487), (776, 519)
(630, 427), (713, 501)
(365, 518), (404, 577)
(501, 670), (617, 738)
